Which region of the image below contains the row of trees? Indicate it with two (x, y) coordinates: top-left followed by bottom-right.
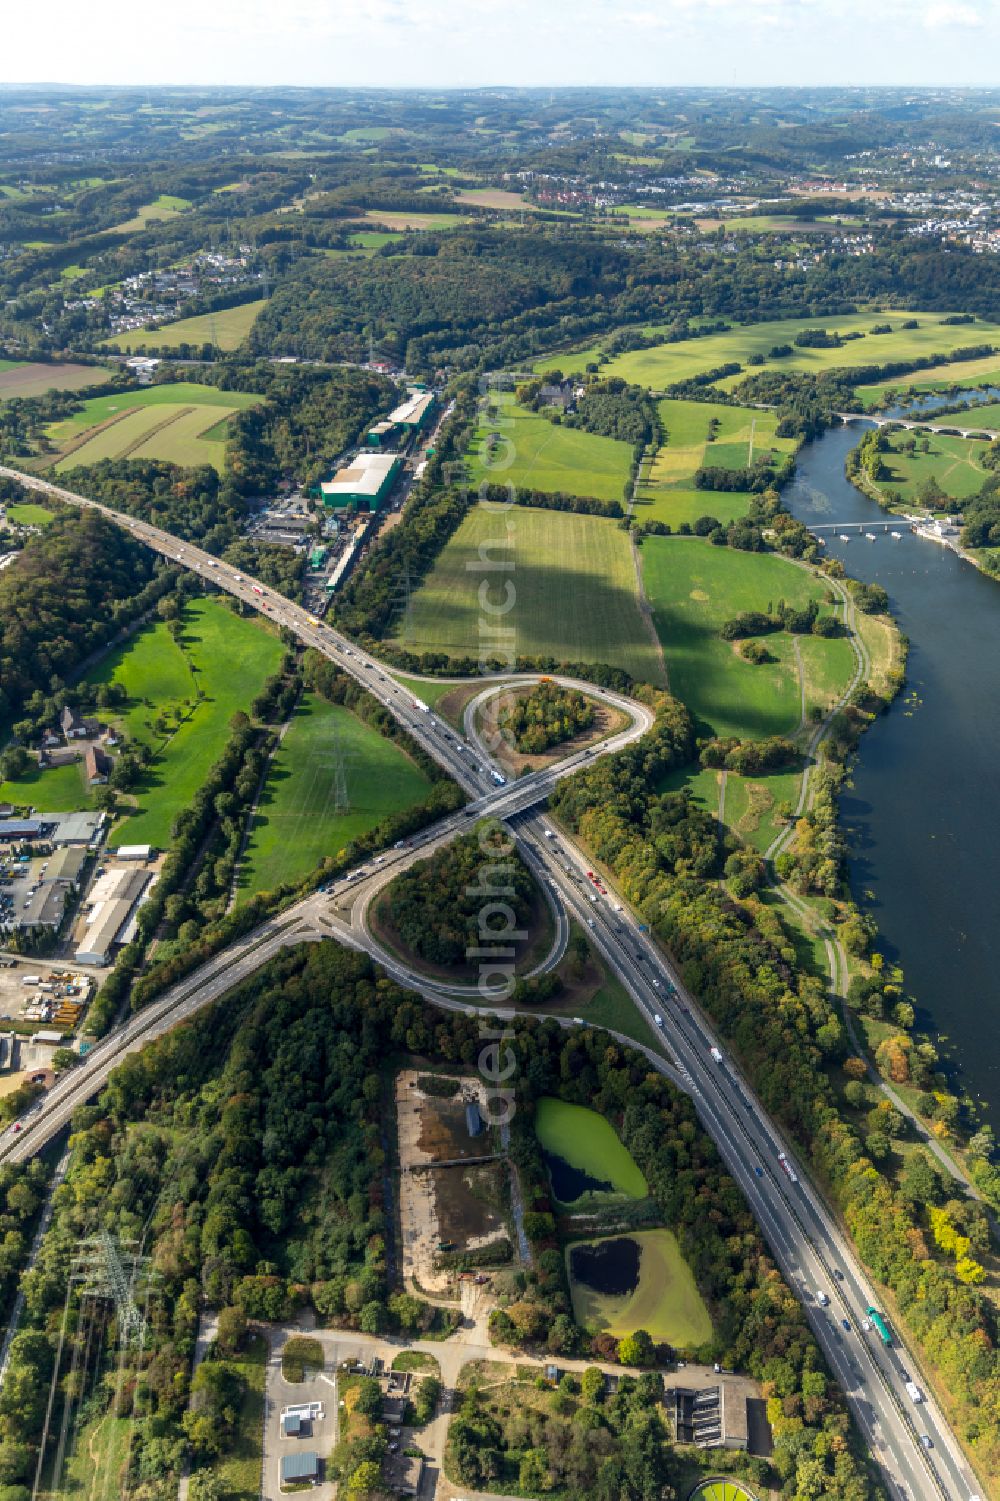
(477, 481), (624, 518)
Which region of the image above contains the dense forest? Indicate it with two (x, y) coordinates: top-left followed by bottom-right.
(0, 937), (878, 1501)
(498, 681), (596, 754)
(379, 823), (538, 969)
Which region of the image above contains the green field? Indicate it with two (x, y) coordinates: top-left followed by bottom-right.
(0, 759), (94, 814)
(636, 398), (797, 526)
(5, 501), (55, 526)
(537, 311), (1000, 393)
(948, 402), (1000, 429)
(535, 1097), (647, 1200)
(105, 298), (266, 352)
(355, 209), (470, 231)
(236, 694), (433, 900)
(467, 393), (632, 502)
(341, 125), (396, 142)
(86, 599), (283, 848)
(566, 1229), (713, 1348)
(399, 504), (665, 684)
(659, 761), (800, 855)
(111, 193), (191, 233)
(46, 382), (262, 474)
(388, 674), (465, 711)
(859, 356), (1000, 402)
(348, 230), (402, 249)
(707, 213), (863, 233)
(866, 430), (993, 504)
(642, 537), (850, 739)
(49, 1409), (132, 1501)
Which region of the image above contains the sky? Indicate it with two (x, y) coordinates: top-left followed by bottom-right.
(2, 0), (1000, 88)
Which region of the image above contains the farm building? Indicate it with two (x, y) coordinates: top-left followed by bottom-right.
(538, 379), (575, 411)
(60, 706), (100, 742)
(320, 452), (400, 512)
(84, 746), (111, 785)
(388, 389), (436, 431)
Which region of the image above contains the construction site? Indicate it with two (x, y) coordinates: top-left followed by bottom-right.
(395, 1069), (515, 1299)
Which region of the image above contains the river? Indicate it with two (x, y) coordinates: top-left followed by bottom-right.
(784, 423), (1000, 1118)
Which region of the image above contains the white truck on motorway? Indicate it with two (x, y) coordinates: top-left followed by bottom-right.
(709, 1046), (723, 1063)
(905, 1380), (924, 1404)
(816, 1290), (830, 1307)
(777, 1151), (799, 1184)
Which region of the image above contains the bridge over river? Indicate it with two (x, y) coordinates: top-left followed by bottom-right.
(836, 410), (1000, 440)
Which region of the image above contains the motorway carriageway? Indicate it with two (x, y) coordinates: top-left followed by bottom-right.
(0, 466), (984, 1501)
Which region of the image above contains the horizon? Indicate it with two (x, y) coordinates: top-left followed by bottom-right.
(3, 1), (1000, 91)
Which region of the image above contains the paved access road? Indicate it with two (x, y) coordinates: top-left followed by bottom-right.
(0, 465), (982, 1501)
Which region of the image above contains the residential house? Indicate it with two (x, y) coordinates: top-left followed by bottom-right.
(84, 746), (111, 785)
(60, 706), (99, 742)
(537, 380), (574, 411)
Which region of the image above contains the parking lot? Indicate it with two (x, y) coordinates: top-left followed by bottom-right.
(262, 1334), (338, 1501)
(0, 850), (43, 932)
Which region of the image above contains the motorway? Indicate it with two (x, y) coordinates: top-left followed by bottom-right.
(0, 463), (983, 1501)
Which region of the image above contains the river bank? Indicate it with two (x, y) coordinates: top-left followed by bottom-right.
(783, 421), (1000, 1122)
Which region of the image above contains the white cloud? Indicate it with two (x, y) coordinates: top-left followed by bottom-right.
(922, 0), (984, 24)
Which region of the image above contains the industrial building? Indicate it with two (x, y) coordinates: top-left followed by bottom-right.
(388, 389), (436, 431)
(279, 1452), (318, 1488)
(41, 846), (88, 886)
(20, 883), (72, 931)
(364, 390), (436, 448)
(365, 419), (396, 448)
(666, 1382), (749, 1451)
(75, 866), (154, 966)
(0, 819), (44, 843)
(116, 844), (153, 862)
(320, 452), (400, 512)
(47, 812), (105, 846)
